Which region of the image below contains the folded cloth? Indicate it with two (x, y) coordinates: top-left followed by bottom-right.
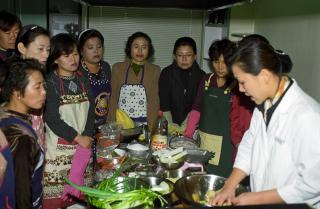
(184, 110), (200, 138)
(61, 145), (91, 201)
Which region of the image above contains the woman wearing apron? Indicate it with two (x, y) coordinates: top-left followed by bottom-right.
(43, 34), (95, 209)
(108, 32), (160, 129)
(78, 29), (111, 128)
(184, 39), (253, 177)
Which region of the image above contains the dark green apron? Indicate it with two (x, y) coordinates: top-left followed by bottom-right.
(199, 74), (236, 178)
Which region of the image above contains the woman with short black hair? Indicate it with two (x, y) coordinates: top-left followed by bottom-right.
(159, 36), (205, 127)
(0, 59), (46, 209)
(0, 10), (21, 61)
(108, 31), (160, 129)
(78, 29), (111, 128)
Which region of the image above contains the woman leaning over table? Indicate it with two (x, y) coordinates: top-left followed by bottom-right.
(107, 32), (160, 129)
(210, 39), (320, 208)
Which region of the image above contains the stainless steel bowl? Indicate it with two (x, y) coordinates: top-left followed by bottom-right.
(163, 169), (191, 183)
(153, 155), (185, 170)
(127, 143), (150, 159)
(174, 174), (247, 207)
(139, 176), (174, 195)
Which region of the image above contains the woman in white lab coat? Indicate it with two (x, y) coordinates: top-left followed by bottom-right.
(211, 40), (320, 208)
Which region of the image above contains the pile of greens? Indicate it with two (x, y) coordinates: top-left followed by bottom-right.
(65, 162), (167, 209)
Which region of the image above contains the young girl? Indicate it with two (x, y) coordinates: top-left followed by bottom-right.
(14, 24), (50, 147)
(108, 32), (160, 129)
(43, 33), (95, 209)
(0, 59), (46, 209)
(184, 39), (253, 178)
(78, 29), (111, 128)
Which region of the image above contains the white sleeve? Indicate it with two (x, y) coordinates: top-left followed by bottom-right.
(277, 111), (320, 206)
(233, 108), (259, 175)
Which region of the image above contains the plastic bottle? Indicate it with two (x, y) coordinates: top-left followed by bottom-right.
(150, 111), (168, 150)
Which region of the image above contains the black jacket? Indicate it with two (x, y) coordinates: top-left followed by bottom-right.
(159, 61), (205, 125)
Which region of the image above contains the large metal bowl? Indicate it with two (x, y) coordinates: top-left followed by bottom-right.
(174, 174), (248, 207)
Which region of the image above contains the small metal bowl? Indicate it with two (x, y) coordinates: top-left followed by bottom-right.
(154, 155), (186, 170)
(163, 169), (191, 183)
(127, 143), (150, 159)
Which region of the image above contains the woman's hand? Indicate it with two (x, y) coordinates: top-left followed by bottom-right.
(209, 186), (236, 206)
(74, 135), (93, 148)
(232, 190), (284, 206)
(0, 153), (7, 186)
(231, 192), (257, 205)
(209, 168), (248, 206)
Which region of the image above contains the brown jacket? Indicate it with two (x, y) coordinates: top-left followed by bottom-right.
(108, 59), (160, 129)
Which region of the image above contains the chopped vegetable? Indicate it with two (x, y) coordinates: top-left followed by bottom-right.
(150, 181), (170, 195)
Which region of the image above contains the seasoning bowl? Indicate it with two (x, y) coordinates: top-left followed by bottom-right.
(127, 143), (149, 159)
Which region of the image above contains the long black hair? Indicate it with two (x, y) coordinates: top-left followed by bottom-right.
(232, 40), (282, 76)
(15, 24), (50, 56)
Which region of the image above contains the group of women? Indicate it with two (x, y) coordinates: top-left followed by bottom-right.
(0, 9), (320, 209)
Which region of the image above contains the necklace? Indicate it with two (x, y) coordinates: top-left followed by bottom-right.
(81, 60), (109, 86)
(54, 71), (75, 80)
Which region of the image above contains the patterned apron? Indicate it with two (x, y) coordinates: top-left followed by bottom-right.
(118, 65), (147, 124)
(199, 74), (236, 178)
(43, 73), (92, 205)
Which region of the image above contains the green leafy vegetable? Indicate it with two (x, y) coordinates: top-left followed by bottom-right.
(65, 164), (167, 209)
